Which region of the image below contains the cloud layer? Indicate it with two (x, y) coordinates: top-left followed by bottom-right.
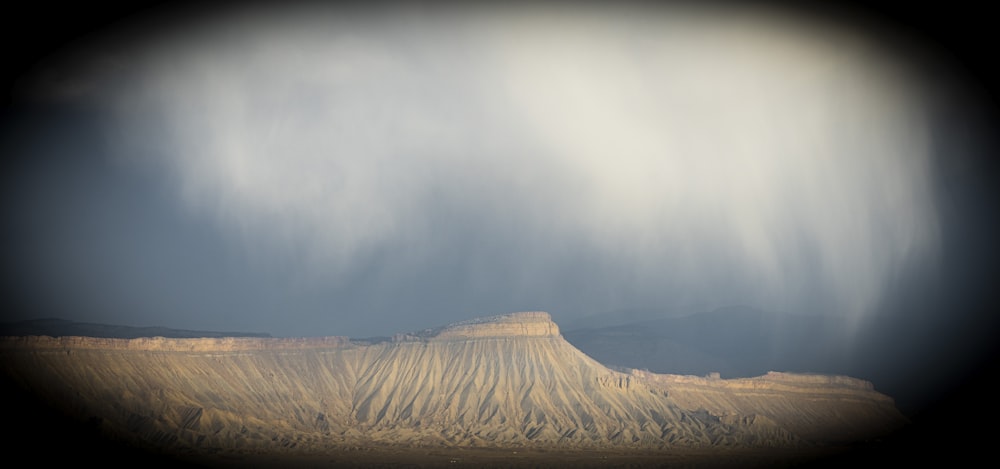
(98, 5), (939, 332)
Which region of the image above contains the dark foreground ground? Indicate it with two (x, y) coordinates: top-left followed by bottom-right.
(0, 414), (972, 468)
(0, 395), (931, 469)
(2, 369), (990, 468)
(180, 446), (856, 468)
(103, 431), (981, 468)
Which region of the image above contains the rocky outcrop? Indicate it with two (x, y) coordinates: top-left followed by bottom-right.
(391, 312), (561, 341)
(432, 311), (560, 339)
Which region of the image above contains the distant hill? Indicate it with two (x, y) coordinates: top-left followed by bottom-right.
(0, 318), (271, 339)
(562, 306), (852, 379)
(555, 308), (690, 330)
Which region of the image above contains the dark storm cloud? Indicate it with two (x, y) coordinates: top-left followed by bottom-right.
(110, 5), (939, 332)
(1, 3), (979, 343)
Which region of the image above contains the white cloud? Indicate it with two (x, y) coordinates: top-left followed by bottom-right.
(105, 5), (939, 326)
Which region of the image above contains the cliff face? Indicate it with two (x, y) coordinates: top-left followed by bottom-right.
(0, 311), (905, 459)
(429, 311), (561, 339)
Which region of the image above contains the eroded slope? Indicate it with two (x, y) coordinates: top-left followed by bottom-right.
(0, 312), (905, 457)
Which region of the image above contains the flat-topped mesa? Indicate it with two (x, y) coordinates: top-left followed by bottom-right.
(415, 311), (560, 340)
(653, 370), (878, 392)
(0, 335), (352, 352)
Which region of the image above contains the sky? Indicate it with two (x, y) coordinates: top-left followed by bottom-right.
(1, 3), (997, 407)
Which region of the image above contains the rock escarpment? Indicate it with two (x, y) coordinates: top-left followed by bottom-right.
(432, 311), (561, 339)
(0, 311), (905, 460)
(393, 311), (560, 341)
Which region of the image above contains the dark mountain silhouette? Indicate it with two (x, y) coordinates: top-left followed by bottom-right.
(562, 306), (851, 379)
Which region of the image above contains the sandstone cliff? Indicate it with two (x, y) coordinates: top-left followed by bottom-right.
(0, 311), (905, 462)
(394, 312), (561, 341)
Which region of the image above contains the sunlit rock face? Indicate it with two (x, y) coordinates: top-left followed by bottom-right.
(402, 311), (561, 340)
(0, 312), (905, 461)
